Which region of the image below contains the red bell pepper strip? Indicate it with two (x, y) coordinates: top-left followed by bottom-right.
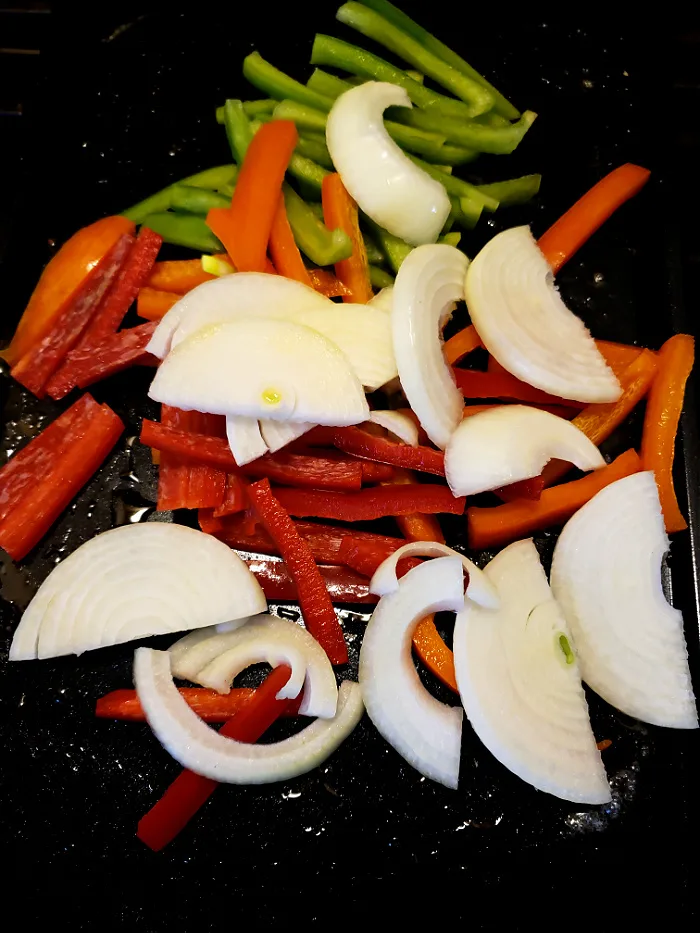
(136, 665), (295, 851)
(272, 485), (465, 522)
(246, 555), (377, 604)
(268, 193), (312, 285)
(538, 164), (651, 274)
(0, 395), (124, 560)
(321, 174), (372, 303)
(307, 268), (353, 299)
(330, 426), (446, 477)
(212, 474), (249, 517)
(336, 537), (421, 580)
(247, 479), (348, 665)
(494, 476), (545, 502)
(11, 234), (134, 397)
(382, 467), (446, 544)
(184, 412), (228, 510)
(206, 121), (298, 272)
(156, 406), (192, 511)
(453, 368), (585, 409)
(137, 287), (181, 321)
(96, 686), (302, 723)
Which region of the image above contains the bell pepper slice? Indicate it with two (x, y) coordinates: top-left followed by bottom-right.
(307, 268), (353, 298)
(268, 193), (312, 285)
(336, 537), (421, 579)
(137, 287), (182, 321)
(453, 368), (585, 409)
(273, 484), (465, 522)
(213, 474), (249, 517)
(97, 686), (302, 722)
(246, 554), (377, 604)
(321, 173), (372, 303)
(147, 257), (223, 293)
(329, 426), (446, 476)
(443, 323), (482, 365)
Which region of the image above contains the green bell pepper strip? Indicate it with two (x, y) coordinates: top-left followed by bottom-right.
(122, 165), (238, 223)
(369, 265), (394, 288)
(287, 153), (329, 193)
(406, 70), (424, 84)
(138, 213), (223, 253)
(358, 0), (520, 121)
(295, 134), (334, 170)
(223, 99), (253, 163)
(362, 233), (385, 265)
(407, 155), (499, 211)
(364, 218), (413, 274)
(283, 184), (353, 266)
(311, 34), (473, 119)
(243, 51), (333, 111)
(307, 68), (353, 100)
(169, 186), (231, 215)
(476, 174), (542, 207)
(243, 98), (276, 116)
(336, 3), (493, 116)
(391, 107), (537, 155)
(456, 197), (483, 230)
(438, 231), (461, 248)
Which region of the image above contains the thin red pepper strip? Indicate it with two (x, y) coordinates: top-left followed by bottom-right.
(246, 555), (377, 604)
(156, 406), (191, 511)
(0, 394), (124, 560)
(96, 686), (302, 723)
(494, 475), (545, 502)
(11, 234), (134, 397)
(183, 412), (227, 510)
(213, 474), (249, 517)
(136, 665), (295, 852)
(329, 426), (446, 477)
(247, 479), (348, 665)
(337, 537), (421, 580)
(273, 485), (465, 522)
(452, 368), (586, 409)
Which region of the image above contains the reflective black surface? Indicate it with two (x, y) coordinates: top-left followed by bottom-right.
(1, 6), (698, 927)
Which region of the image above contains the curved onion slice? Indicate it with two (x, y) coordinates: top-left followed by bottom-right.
(10, 524), (267, 661)
(369, 541), (498, 610)
(146, 272), (333, 360)
(465, 227), (621, 403)
(444, 405), (605, 496)
(134, 647), (364, 784)
(326, 83), (450, 246)
(226, 415), (269, 466)
(550, 472), (698, 729)
(259, 419), (315, 453)
(369, 286), (393, 314)
(149, 318), (370, 426)
(392, 244), (468, 449)
(453, 539), (611, 803)
(359, 557), (465, 788)
(369, 410), (418, 446)
(169, 618), (258, 682)
(192, 615), (338, 719)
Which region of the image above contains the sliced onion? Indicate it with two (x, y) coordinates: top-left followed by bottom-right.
(326, 82), (450, 246)
(149, 318), (370, 426)
(550, 472), (698, 729)
(146, 272), (333, 360)
(193, 615), (338, 719)
(359, 556), (465, 788)
(226, 415), (269, 466)
(444, 404), (605, 496)
(392, 244), (468, 449)
(369, 286), (393, 314)
(453, 539), (611, 803)
(465, 226), (621, 403)
(259, 419), (315, 453)
(134, 647), (364, 784)
(170, 618), (259, 682)
(9, 524), (267, 661)
(369, 410), (418, 446)
(369, 541), (498, 609)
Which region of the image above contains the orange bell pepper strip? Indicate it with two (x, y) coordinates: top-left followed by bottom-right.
(641, 334), (695, 534)
(443, 324), (482, 365)
(206, 121), (298, 272)
(2, 215), (135, 366)
(538, 164), (651, 274)
(268, 193), (312, 285)
(136, 287), (181, 321)
(596, 339), (645, 377)
(146, 257), (222, 293)
(321, 173), (372, 304)
(468, 448), (643, 550)
(307, 268), (353, 298)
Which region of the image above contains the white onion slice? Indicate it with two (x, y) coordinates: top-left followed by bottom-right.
(146, 272), (333, 360)
(169, 618), (259, 682)
(392, 244), (468, 449)
(134, 647), (364, 784)
(149, 318), (370, 426)
(369, 541), (498, 610)
(550, 472), (698, 729)
(326, 82), (450, 246)
(359, 557), (465, 788)
(453, 539), (611, 803)
(369, 410), (418, 446)
(226, 415), (269, 466)
(369, 286), (393, 314)
(465, 227), (621, 403)
(444, 405), (605, 496)
(259, 419), (315, 453)
(10, 524), (267, 661)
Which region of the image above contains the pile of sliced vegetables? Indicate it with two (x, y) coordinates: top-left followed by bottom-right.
(1, 0), (697, 853)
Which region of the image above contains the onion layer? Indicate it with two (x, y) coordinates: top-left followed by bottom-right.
(550, 472), (698, 729)
(369, 410), (419, 446)
(392, 244), (469, 449)
(465, 226), (621, 403)
(453, 539), (611, 804)
(359, 557), (465, 788)
(326, 82), (450, 246)
(259, 419), (315, 453)
(226, 415), (269, 466)
(134, 647), (364, 784)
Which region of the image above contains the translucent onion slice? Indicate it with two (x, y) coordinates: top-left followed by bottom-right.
(444, 405), (605, 496)
(453, 539), (611, 803)
(369, 286), (393, 314)
(149, 318), (370, 425)
(9, 524), (267, 661)
(134, 647), (364, 784)
(259, 419), (315, 453)
(146, 272), (333, 360)
(392, 244), (468, 449)
(369, 410), (418, 446)
(359, 557), (465, 788)
(465, 226), (621, 403)
(226, 415), (269, 466)
(326, 82), (450, 246)
(170, 618), (260, 682)
(369, 541), (498, 609)
(550, 472), (698, 729)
